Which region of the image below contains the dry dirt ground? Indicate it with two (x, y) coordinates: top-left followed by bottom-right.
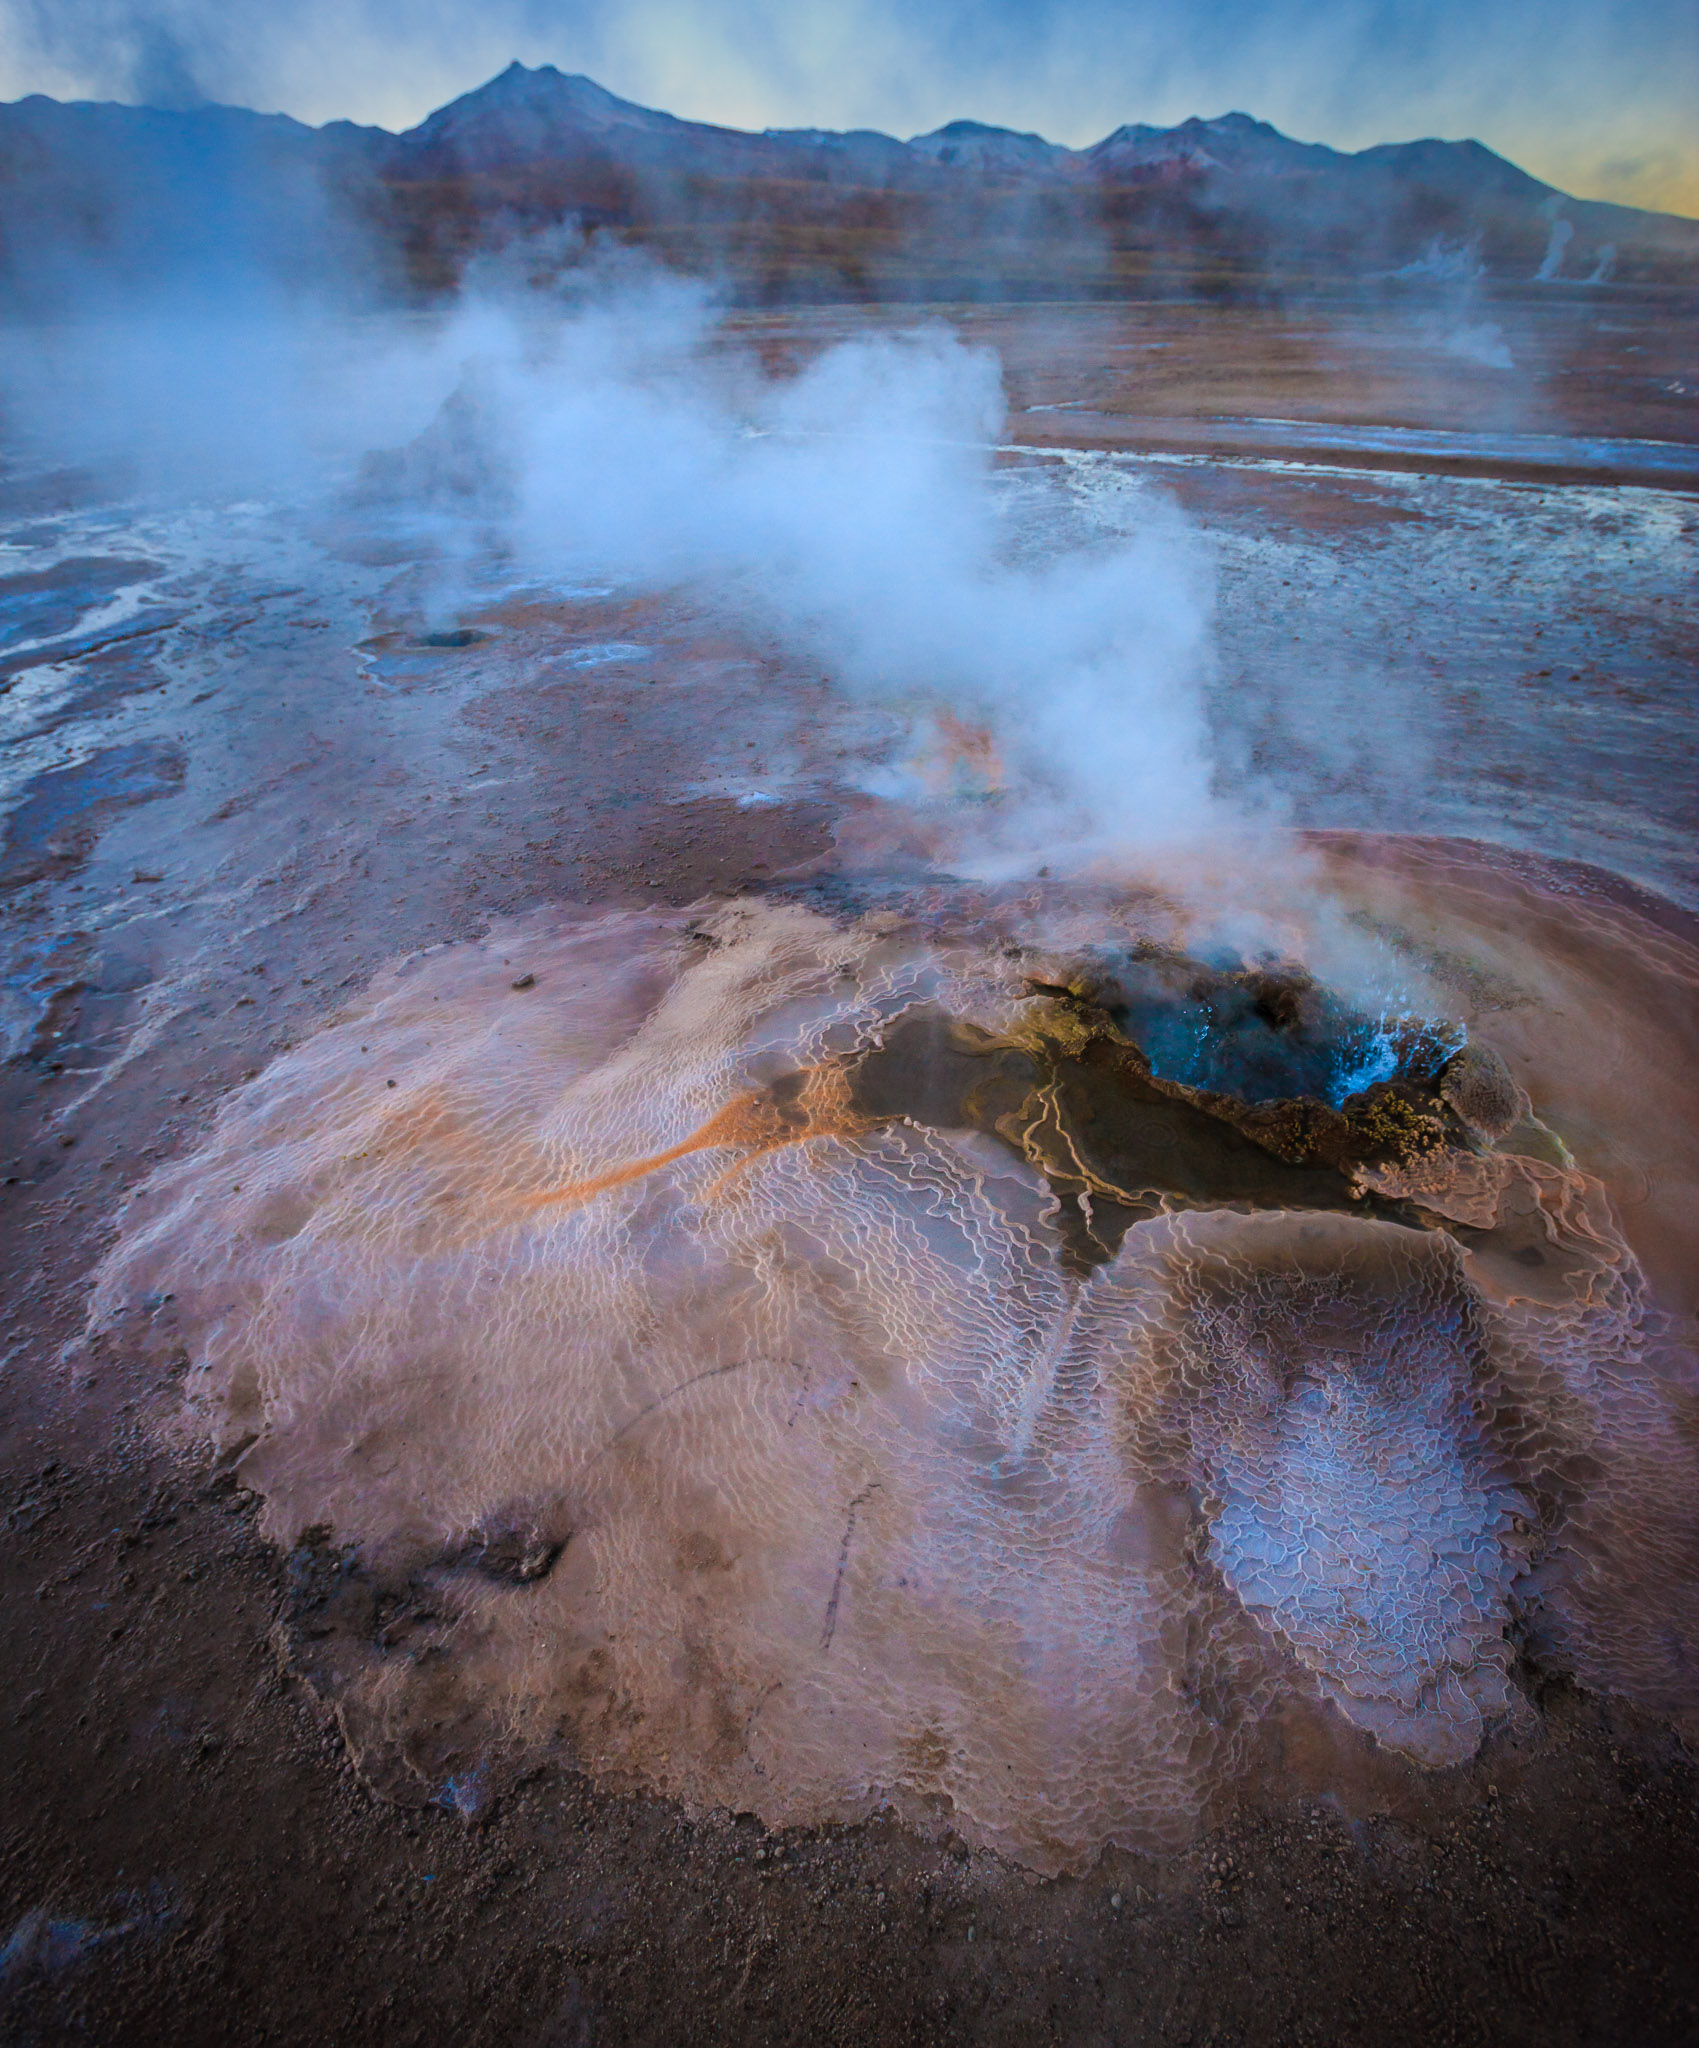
(2, 296), (1697, 2046)
(737, 293), (1699, 453)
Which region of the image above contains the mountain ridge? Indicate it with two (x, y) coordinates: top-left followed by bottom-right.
(387, 64), (1690, 227)
(2, 62), (1694, 304)
(9, 60), (1690, 222)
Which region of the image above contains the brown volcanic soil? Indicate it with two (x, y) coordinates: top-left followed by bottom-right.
(732, 296), (1699, 467)
(2, 311), (1698, 2045)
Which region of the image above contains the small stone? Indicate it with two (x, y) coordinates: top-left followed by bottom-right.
(1110, 1892), (1122, 1909)
(511, 973), (535, 990)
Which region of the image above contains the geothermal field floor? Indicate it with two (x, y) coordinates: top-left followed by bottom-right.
(1, 296), (1696, 2044)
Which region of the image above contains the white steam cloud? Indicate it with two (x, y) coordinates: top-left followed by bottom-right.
(5, 254), (1225, 876)
(424, 270), (1219, 869)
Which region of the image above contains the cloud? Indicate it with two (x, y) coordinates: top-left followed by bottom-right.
(1584, 145), (1699, 218)
(2, 0), (1694, 213)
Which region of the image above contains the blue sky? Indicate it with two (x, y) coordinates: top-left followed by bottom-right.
(3, 0), (1694, 214)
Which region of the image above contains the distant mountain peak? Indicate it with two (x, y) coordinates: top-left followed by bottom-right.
(1202, 111), (1278, 134)
(919, 119), (1052, 144)
(907, 117), (1073, 170)
(399, 60), (687, 164)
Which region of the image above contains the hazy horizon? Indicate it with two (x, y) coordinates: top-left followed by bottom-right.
(2, 0), (1695, 219)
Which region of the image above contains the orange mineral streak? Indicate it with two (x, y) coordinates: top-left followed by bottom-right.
(517, 1063), (874, 1214)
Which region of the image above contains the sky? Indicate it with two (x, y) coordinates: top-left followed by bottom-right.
(2, 0), (1694, 216)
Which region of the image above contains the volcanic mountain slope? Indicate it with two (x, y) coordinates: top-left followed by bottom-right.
(0, 90), (392, 299)
(1, 61), (1695, 302)
(888, 118), (1075, 176)
(396, 63), (794, 181)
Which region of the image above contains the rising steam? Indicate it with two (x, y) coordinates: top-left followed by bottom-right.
(369, 262), (1223, 873)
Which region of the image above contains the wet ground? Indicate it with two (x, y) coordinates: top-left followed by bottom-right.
(1, 293), (1697, 2044)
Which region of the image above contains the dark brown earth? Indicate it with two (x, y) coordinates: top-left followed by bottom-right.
(2, 301), (1697, 2045)
(734, 296), (1699, 453)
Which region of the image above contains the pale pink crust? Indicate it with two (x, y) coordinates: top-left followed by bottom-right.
(1306, 831), (1699, 1316)
(90, 844), (1699, 1868)
(1353, 1151), (1515, 1229)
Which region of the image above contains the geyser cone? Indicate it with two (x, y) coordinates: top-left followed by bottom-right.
(91, 854), (1699, 1870)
